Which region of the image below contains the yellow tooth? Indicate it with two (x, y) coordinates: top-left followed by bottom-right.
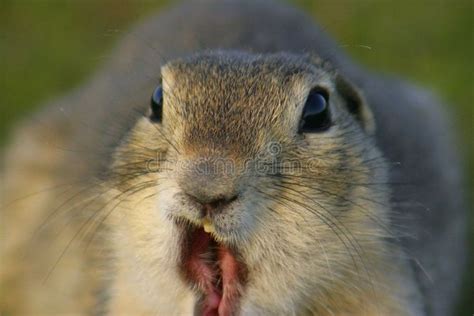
(202, 217), (215, 233)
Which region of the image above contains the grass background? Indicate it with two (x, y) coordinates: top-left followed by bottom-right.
(1, 0), (472, 313)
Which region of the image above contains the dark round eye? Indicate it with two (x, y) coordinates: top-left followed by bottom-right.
(299, 89), (331, 133)
(150, 86), (163, 122)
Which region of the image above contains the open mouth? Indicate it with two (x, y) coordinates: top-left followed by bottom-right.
(179, 225), (246, 316)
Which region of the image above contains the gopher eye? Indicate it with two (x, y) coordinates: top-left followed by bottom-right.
(298, 89), (331, 133)
(150, 86), (163, 122)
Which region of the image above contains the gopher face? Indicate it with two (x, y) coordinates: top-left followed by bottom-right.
(109, 51), (388, 314)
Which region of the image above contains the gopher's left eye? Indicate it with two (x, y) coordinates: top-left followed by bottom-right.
(298, 89), (331, 133)
(150, 86), (163, 122)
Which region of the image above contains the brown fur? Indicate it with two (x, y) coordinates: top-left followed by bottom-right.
(1, 1), (466, 315)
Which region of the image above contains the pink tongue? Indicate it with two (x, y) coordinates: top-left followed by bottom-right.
(202, 291), (221, 316)
(185, 228), (240, 316)
(217, 246), (240, 316)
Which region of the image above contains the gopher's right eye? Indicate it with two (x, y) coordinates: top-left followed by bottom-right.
(150, 86), (163, 122)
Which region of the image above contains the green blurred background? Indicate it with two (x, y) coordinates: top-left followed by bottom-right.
(1, 0), (472, 313)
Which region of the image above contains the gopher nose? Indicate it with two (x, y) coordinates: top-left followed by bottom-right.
(186, 192), (239, 214)
(178, 156), (242, 213)
(179, 175), (240, 214)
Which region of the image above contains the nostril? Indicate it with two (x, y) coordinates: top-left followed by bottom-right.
(187, 194), (238, 214)
(204, 195), (238, 212)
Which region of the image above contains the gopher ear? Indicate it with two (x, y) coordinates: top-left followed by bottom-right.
(335, 74), (375, 134)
